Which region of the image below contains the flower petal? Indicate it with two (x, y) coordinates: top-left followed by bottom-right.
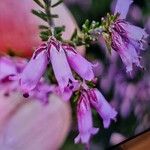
(114, 0), (133, 19)
(111, 31), (134, 72)
(75, 94), (98, 144)
(20, 50), (48, 93)
(50, 45), (76, 92)
(117, 21), (148, 41)
(89, 89), (117, 128)
(65, 50), (94, 81)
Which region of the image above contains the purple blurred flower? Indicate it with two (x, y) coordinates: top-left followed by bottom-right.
(114, 0), (133, 19)
(103, 0), (149, 73)
(112, 0), (148, 72)
(75, 93), (99, 145)
(88, 89), (117, 128)
(110, 132), (126, 145)
(145, 17), (150, 34)
(0, 56), (52, 103)
(0, 56), (26, 96)
(0, 56), (17, 80)
(129, 5), (142, 23)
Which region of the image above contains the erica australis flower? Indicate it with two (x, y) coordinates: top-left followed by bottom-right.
(114, 0), (133, 19)
(75, 93), (99, 145)
(18, 37), (94, 96)
(88, 88), (117, 128)
(18, 43), (48, 95)
(0, 56), (52, 103)
(75, 87), (117, 145)
(48, 39), (76, 93)
(63, 45), (95, 81)
(102, 0), (148, 73)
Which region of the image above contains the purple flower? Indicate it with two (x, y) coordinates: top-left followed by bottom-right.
(18, 43), (48, 94)
(29, 79), (53, 103)
(75, 93), (99, 144)
(114, 0), (133, 19)
(88, 89), (117, 128)
(102, 0), (148, 73)
(0, 56), (17, 80)
(111, 30), (142, 72)
(63, 45), (95, 81)
(0, 56), (52, 103)
(48, 40), (76, 92)
(55, 81), (80, 101)
(12, 37), (95, 99)
(0, 56), (26, 96)
(111, 0), (148, 72)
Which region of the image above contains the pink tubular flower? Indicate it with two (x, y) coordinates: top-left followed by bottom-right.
(13, 37), (95, 95)
(75, 93), (99, 145)
(88, 88), (117, 128)
(112, 0), (148, 73)
(18, 43), (48, 94)
(102, 0), (149, 73)
(63, 45), (94, 81)
(111, 30), (142, 72)
(0, 56), (52, 103)
(48, 40), (76, 92)
(114, 0), (133, 19)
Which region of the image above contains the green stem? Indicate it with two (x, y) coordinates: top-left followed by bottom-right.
(43, 0), (54, 33)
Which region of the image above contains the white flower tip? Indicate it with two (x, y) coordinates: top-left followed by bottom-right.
(112, 109), (118, 118)
(91, 128), (99, 135)
(74, 134), (80, 144)
(103, 119), (111, 128)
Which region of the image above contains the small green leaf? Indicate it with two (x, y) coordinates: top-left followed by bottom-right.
(72, 91), (80, 103)
(51, 0), (63, 7)
(87, 81), (96, 88)
(54, 26), (65, 40)
(71, 29), (77, 40)
(31, 9), (47, 22)
(33, 0), (44, 8)
(39, 25), (49, 29)
(40, 30), (51, 41)
(50, 14), (59, 18)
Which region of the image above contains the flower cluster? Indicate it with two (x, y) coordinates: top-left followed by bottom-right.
(15, 37), (94, 98)
(75, 88), (117, 145)
(0, 37), (117, 146)
(0, 0), (149, 148)
(0, 56), (52, 103)
(101, 0), (148, 73)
